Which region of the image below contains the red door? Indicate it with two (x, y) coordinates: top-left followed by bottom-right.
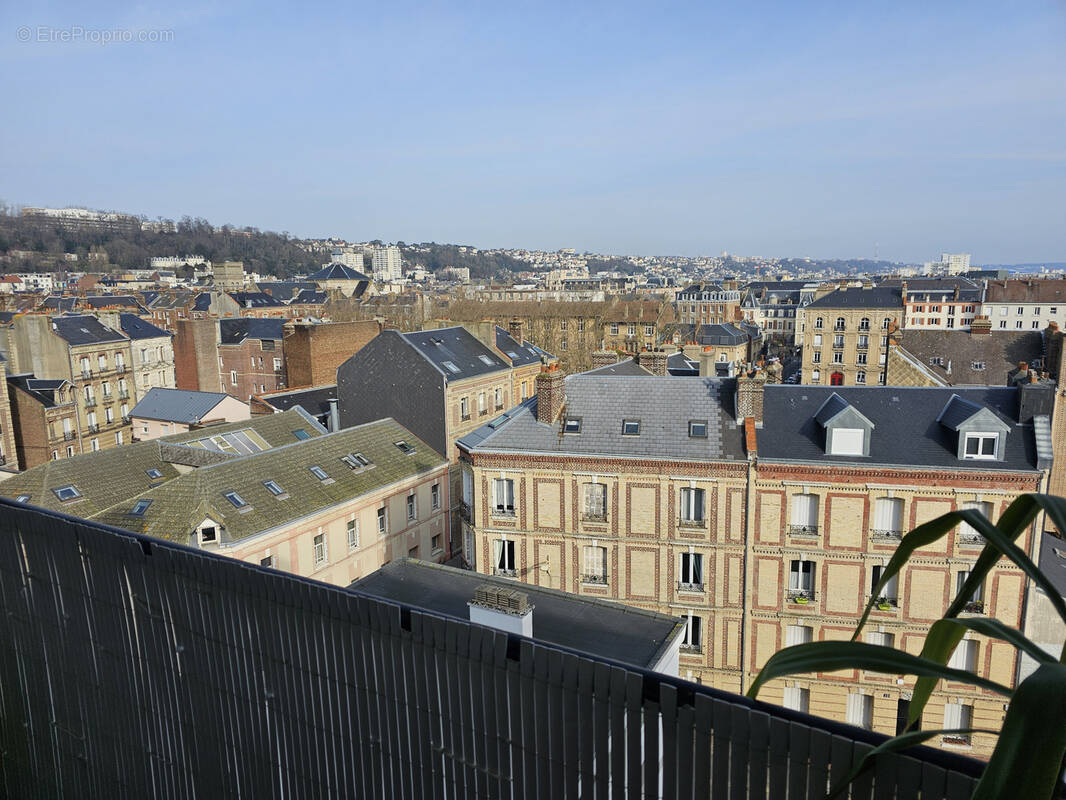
(830, 372), (844, 386)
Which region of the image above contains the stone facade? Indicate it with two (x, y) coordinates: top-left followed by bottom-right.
(798, 304), (897, 386)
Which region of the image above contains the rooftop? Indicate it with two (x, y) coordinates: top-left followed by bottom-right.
(401, 326), (510, 379)
(308, 262), (371, 282)
(130, 387), (238, 424)
(51, 315), (127, 346)
(806, 286), (903, 310)
(219, 317), (286, 344)
(119, 312), (172, 340)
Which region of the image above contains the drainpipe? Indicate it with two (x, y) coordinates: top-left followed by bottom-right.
(327, 398), (340, 432)
(740, 437), (757, 693)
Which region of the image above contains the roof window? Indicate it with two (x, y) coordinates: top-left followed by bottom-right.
(442, 360), (460, 374)
(224, 491), (250, 509)
(293, 429), (311, 440)
(129, 499), (152, 516)
(15, 494), (30, 503)
(563, 417), (582, 434)
(478, 354), (494, 366)
(622, 419), (641, 436)
(394, 441), (416, 455)
(263, 480), (285, 496)
(309, 465), (330, 481)
(341, 453), (372, 469)
(146, 468), (164, 479)
(689, 420), (708, 438)
(53, 485), (82, 502)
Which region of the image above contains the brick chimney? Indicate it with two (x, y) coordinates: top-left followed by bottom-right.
(699, 346), (715, 377)
(970, 316), (992, 335)
(735, 371), (766, 423)
(591, 350), (617, 369)
(508, 318), (524, 343)
(640, 350), (668, 376)
(536, 365), (565, 424)
(468, 584), (533, 637)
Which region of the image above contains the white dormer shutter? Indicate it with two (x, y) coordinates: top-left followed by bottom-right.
(831, 428), (865, 455)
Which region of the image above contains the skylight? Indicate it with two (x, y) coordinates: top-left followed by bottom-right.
(224, 491), (249, 509)
(622, 419), (641, 436)
(563, 418), (581, 434)
(129, 499), (152, 516)
(263, 480), (285, 496)
(394, 441), (415, 455)
(689, 420), (708, 438)
(53, 485), (82, 502)
(293, 429), (311, 440)
(478, 355), (494, 366)
(15, 494), (30, 503)
(146, 468), (164, 479)
(442, 361), (460, 374)
(309, 465), (330, 481)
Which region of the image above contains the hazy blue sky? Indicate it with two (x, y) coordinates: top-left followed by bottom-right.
(2, 1), (1063, 262)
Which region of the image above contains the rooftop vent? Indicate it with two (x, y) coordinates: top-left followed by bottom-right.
(468, 583), (534, 637)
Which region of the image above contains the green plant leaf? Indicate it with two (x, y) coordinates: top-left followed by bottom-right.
(972, 663), (1066, 800)
(936, 616), (1056, 667)
(825, 728), (1001, 800)
(907, 618), (969, 728)
(746, 642), (1013, 700)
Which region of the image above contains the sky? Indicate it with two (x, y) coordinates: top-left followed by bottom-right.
(2, 1), (1064, 263)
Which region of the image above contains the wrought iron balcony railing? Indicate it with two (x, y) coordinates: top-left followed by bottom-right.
(786, 589), (815, 604)
(581, 573), (608, 586)
(677, 581), (705, 593)
(870, 528), (902, 542)
(787, 524), (819, 537)
(493, 567), (517, 578)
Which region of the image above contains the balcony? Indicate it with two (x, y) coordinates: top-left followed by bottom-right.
(580, 513), (607, 523)
(787, 523), (819, 538)
(80, 369), (92, 380)
(833, 324), (846, 331)
(461, 414), (471, 422)
(679, 642), (702, 654)
(786, 588), (815, 604)
(963, 600), (985, 614)
(121, 416), (132, 425)
(114, 364), (127, 374)
(118, 391), (130, 401)
(83, 398), (97, 408)
(677, 581), (705, 593)
(581, 573), (608, 586)
(871, 595), (899, 609)
(493, 567), (517, 578)
(62, 430), (75, 441)
(87, 424), (100, 434)
(870, 528), (902, 542)
(957, 531), (984, 547)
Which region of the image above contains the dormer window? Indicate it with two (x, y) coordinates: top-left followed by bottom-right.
(198, 523), (218, 546)
(563, 418), (581, 434)
(815, 392), (874, 457)
(622, 419), (641, 436)
(963, 433), (998, 460)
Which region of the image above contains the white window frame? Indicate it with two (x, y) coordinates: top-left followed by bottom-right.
(679, 487), (705, 523)
(582, 482), (607, 520)
(493, 539), (516, 575)
(313, 532), (328, 567)
(493, 478), (515, 516)
(845, 693), (873, 729)
(963, 433), (998, 460)
(678, 551), (703, 590)
(407, 493), (417, 521)
(347, 519), (360, 551)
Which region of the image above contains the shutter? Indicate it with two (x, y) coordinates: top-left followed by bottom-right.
(789, 561), (800, 591)
(583, 485), (596, 517)
(691, 554), (702, 585)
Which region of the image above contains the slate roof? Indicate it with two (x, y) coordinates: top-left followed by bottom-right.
(894, 330), (1044, 387)
(759, 385), (1039, 472)
(51, 315), (126, 346)
(219, 317), (286, 344)
(0, 311), (16, 325)
(7, 374), (72, 408)
(308, 263), (371, 282)
(401, 326), (510, 379)
(698, 322), (758, 346)
(91, 418), (444, 544)
(458, 375), (746, 462)
(0, 409), (324, 518)
(84, 295), (145, 311)
(879, 277), (983, 303)
(494, 326), (545, 367)
(351, 559), (684, 669)
(813, 392), (852, 426)
(936, 394), (987, 429)
(256, 281), (317, 302)
(291, 289), (327, 304)
(39, 296), (77, 312)
(806, 286), (903, 309)
(582, 358), (652, 376)
(228, 292), (285, 308)
(119, 313), (172, 340)
(667, 352), (700, 376)
(191, 293), (212, 312)
(256, 384), (337, 420)
(130, 388), (237, 424)
(1038, 534), (1066, 599)
(984, 279), (1066, 304)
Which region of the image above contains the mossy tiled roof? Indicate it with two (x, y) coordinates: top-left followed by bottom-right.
(91, 418), (445, 544)
(0, 409), (325, 517)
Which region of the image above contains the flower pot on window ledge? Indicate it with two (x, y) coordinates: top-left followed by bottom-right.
(795, 596), (809, 604)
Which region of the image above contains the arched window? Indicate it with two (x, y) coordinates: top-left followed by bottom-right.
(882, 318), (891, 330)
(830, 372), (845, 386)
(835, 317), (846, 330)
(814, 317), (824, 329)
(859, 317), (870, 331)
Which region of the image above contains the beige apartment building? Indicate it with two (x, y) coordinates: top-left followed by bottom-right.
(7, 314), (135, 454)
(0, 410), (451, 587)
(458, 369), (1053, 759)
(797, 285), (903, 386)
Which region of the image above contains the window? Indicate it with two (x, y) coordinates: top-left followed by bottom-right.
(347, 519), (360, 551)
(493, 539), (516, 575)
(790, 494), (819, 534)
(681, 614), (702, 651)
(956, 571), (985, 612)
(478, 393), (487, 414)
(871, 565), (899, 605)
(583, 483), (607, 520)
(857, 334), (868, 349)
(559, 319), (568, 331)
(610, 323), (619, 335)
(872, 497), (903, 538)
(813, 334), (822, 347)
(98, 354), (107, 371)
(442, 360), (460, 374)
(783, 687), (809, 713)
(943, 704), (973, 745)
(811, 369), (820, 382)
(1017, 306), (1024, 315)
(493, 478), (515, 515)
(263, 480), (285, 496)
(53, 485), (82, 502)
(293, 429), (311, 440)
(833, 335), (844, 348)
(494, 387), (503, 409)
(999, 321), (1007, 329)
(260, 555), (275, 568)
(560, 339), (567, 350)
(628, 324), (635, 336)
(431, 533), (442, 552)
(199, 525), (217, 545)
(1016, 321), (1023, 329)
(814, 317), (824, 329)
(855, 371), (866, 384)
(460, 397), (469, 420)
(394, 440), (415, 455)
(678, 552), (703, 590)
(15, 494), (30, 503)
(832, 352), (844, 364)
(431, 483), (441, 510)
(865, 630), (895, 649)
(230, 370), (238, 386)
(622, 419), (640, 436)
(273, 357), (282, 371)
(689, 420), (708, 438)
(313, 533), (327, 567)
(309, 465), (330, 481)
(105, 408), (114, 423)
(645, 324), (654, 336)
(834, 317), (845, 330)
(582, 545), (608, 584)
(563, 417), (581, 434)
(786, 624), (812, 646)
(963, 433), (997, 459)
(224, 491), (249, 509)
(846, 693), (873, 729)
(789, 560), (815, 600)
(947, 639), (977, 672)
(341, 452), (372, 469)
(1033, 320), (1041, 328)
(129, 499), (152, 516)
(959, 500), (992, 544)
(812, 351), (821, 363)
(377, 507), (388, 536)
(102, 382), (112, 397)
(679, 487), (705, 523)
(859, 317), (870, 331)
(971, 361), (985, 371)
(407, 493), (417, 521)
(115, 431), (123, 445)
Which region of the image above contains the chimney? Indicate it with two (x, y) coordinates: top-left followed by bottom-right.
(735, 371), (766, 424)
(327, 398), (340, 432)
(536, 365), (565, 424)
(699, 346), (715, 377)
(508, 318), (524, 343)
(640, 350), (668, 376)
(901, 281), (908, 303)
(970, 316), (992, 335)
(591, 350), (616, 369)
(1018, 381), (1054, 422)
(468, 583), (533, 637)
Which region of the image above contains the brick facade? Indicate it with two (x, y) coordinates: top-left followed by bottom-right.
(283, 320), (382, 389)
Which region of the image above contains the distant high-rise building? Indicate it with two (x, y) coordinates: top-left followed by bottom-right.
(371, 246), (403, 281)
(330, 250), (364, 270)
(923, 253), (972, 276)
